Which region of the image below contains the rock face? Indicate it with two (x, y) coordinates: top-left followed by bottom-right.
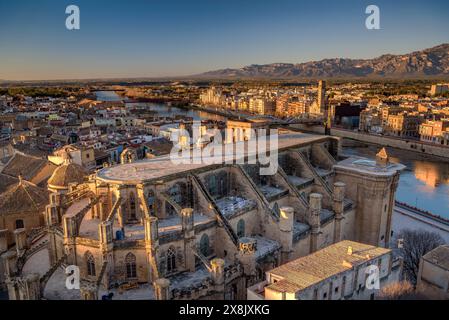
(197, 44), (449, 79)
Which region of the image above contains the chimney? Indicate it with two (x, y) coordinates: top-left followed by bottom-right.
(347, 246), (353, 255)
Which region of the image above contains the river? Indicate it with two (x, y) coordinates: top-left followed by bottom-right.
(342, 145), (449, 219)
(94, 90), (225, 121)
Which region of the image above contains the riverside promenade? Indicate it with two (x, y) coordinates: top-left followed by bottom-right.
(392, 201), (449, 243)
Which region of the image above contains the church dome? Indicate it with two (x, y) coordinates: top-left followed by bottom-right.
(48, 163), (87, 190)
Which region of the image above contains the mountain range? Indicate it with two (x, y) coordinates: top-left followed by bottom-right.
(195, 44), (449, 79)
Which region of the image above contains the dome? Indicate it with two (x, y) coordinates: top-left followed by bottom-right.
(48, 163), (87, 190)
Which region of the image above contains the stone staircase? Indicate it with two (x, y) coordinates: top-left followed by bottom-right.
(236, 165), (280, 222)
(189, 174), (239, 247)
(296, 151), (333, 197)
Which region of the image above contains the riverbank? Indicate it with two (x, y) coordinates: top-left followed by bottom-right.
(187, 104), (251, 120)
(291, 124), (449, 160)
(393, 202), (449, 244)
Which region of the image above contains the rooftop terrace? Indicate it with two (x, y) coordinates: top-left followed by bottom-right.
(334, 156), (405, 177)
(96, 132), (329, 184)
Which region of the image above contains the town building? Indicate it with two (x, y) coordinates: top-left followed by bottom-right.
(249, 98), (275, 115)
(419, 120), (449, 144)
(199, 87), (225, 106)
(384, 112), (422, 138)
(276, 95), (309, 117)
(417, 245), (449, 299)
(317, 80), (326, 114)
(247, 240), (402, 300)
(48, 145), (96, 171)
(430, 84), (449, 96)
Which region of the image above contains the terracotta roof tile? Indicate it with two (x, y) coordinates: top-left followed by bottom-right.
(267, 240), (391, 293)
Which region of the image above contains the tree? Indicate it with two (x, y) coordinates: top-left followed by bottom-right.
(395, 229), (445, 285)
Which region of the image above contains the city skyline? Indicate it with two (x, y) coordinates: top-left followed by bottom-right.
(1, 0), (449, 80)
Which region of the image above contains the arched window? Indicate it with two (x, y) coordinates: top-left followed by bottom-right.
(15, 219), (24, 229)
(86, 252), (96, 276)
(166, 246), (176, 273)
(209, 176), (217, 196)
(129, 193), (137, 220)
(237, 219), (245, 238)
(147, 190), (155, 214)
(125, 253), (137, 278)
(200, 234), (210, 257)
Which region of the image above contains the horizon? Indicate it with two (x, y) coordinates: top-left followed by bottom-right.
(2, 42), (449, 83)
(1, 0), (449, 81)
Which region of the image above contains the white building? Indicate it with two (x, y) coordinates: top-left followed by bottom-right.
(430, 84), (449, 96)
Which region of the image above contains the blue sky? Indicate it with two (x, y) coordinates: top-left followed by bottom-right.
(0, 0), (448, 80)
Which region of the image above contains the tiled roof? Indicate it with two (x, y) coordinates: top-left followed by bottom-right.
(0, 173), (18, 194)
(48, 163), (87, 189)
(2, 153), (48, 181)
(267, 240), (391, 293)
(0, 179), (49, 216)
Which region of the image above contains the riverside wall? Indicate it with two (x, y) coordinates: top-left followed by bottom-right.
(290, 124), (449, 160)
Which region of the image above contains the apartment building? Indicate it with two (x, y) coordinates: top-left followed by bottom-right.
(419, 120), (449, 144)
(384, 112), (422, 138)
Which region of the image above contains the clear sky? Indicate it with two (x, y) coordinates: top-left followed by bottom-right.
(1, 0), (448, 80)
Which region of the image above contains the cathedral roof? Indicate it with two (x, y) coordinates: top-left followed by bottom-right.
(0, 173), (19, 194)
(0, 179), (49, 216)
(47, 163), (87, 189)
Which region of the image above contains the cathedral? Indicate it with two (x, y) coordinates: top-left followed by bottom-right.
(1, 131), (404, 300)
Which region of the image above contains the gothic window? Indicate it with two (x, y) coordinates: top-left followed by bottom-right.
(200, 234), (210, 257)
(86, 252), (96, 276)
(168, 184), (182, 204)
(165, 202), (177, 216)
(209, 175), (217, 196)
(147, 190), (155, 214)
(129, 193), (137, 220)
(260, 175), (268, 186)
(125, 253), (137, 279)
(166, 246), (176, 273)
(219, 177), (224, 195)
(15, 219), (24, 229)
(237, 219), (245, 238)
